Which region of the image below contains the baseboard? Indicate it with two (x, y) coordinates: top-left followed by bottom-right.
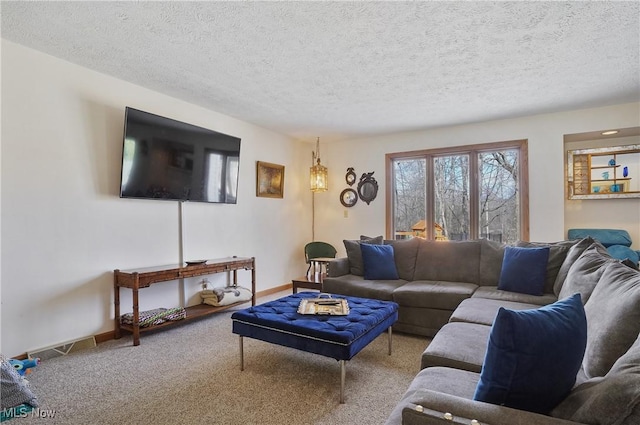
(95, 330), (116, 344)
(260, 283), (292, 296)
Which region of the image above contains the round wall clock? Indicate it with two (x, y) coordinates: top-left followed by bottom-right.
(340, 188), (358, 207)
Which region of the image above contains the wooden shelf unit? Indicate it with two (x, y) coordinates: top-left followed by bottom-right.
(114, 256), (255, 346)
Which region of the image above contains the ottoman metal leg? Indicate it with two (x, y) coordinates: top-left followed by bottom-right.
(340, 360), (346, 404)
(239, 336), (244, 371)
(388, 326), (393, 355)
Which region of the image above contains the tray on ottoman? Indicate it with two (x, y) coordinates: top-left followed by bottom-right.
(297, 293), (350, 315)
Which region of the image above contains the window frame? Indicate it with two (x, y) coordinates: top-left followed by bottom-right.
(385, 139), (529, 241)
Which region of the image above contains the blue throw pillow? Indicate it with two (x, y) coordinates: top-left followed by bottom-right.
(473, 293), (587, 414)
(361, 243), (399, 280)
(498, 246), (550, 295)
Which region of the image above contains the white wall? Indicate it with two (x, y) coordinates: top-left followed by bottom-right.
(315, 103), (640, 257)
(1, 41), (312, 357)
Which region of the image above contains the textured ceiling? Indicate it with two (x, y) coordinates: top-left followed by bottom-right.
(2, 1), (639, 142)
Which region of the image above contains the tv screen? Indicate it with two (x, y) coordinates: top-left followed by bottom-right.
(119, 107), (241, 204)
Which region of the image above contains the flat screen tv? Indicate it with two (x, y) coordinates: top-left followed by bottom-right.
(119, 107), (241, 204)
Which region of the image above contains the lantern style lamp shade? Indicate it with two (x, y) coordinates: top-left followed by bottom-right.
(310, 137), (328, 192)
(310, 162), (328, 192)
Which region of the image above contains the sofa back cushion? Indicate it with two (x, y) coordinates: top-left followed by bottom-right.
(553, 236), (596, 296)
(608, 331), (640, 377)
(413, 240), (481, 284)
(479, 238), (506, 286)
(551, 332), (640, 425)
(473, 294), (587, 414)
(558, 242), (614, 303)
(583, 261), (640, 379)
(516, 239), (577, 294)
(384, 238), (420, 281)
(343, 235), (383, 276)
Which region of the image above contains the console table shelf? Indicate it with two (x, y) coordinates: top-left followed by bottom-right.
(114, 256), (255, 346)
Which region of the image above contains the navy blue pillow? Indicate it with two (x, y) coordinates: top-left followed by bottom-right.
(474, 293), (587, 414)
(498, 246), (550, 295)
(361, 243), (399, 280)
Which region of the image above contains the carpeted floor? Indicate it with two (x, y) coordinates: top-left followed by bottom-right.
(15, 291), (429, 425)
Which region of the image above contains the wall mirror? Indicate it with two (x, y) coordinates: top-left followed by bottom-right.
(357, 172), (378, 205)
(567, 144), (640, 199)
(340, 188), (358, 207)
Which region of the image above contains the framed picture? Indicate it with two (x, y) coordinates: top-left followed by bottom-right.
(256, 161), (285, 198)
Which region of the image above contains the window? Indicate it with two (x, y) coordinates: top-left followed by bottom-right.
(205, 151), (239, 203)
(121, 138), (136, 188)
(386, 140), (528, 243)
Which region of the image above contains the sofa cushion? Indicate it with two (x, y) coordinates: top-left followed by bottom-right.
(608, 331), (640, 376)
(551, 375), (640, 425)
(583, 261), (640, 379)
(383, 238), (420, 281)
(361, 243), (399, 280)
(558, 242), (614, 303)
(449, 298), (541, 326)
(551, 333), (640, 425)
(343, 235), (383, 276)
(421, 322), (491, 372)
(413, 240), (481, 284)
(404, 366), (480, 400)
(516, 240), (576, 294)
(479, 238), (505, 286)
(498, 246), (549, 295)
(471, 286), (556, 306)
(553, 236), (595, 296)
(568, 228), (632, 247)
(394, 307), (453, 338)
(473, 294), (587, 414)
(322, 274), (405, 301)
(392, 280), (477, 310)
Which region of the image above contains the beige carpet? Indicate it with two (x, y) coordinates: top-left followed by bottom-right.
(17, 291), (429, 425)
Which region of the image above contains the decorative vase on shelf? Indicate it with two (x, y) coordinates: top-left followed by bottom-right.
(602, 171), (609, 180)
(623, 166), (629, 177)
(608, 159), (616, 166)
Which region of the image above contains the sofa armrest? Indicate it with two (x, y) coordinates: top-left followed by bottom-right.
(400, 390), (586, 425)
(327, 257), (349, 277)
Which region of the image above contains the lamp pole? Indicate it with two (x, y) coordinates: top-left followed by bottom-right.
(312, 191), (316, 242)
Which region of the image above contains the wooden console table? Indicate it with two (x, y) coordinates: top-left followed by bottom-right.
(114, 256), (255, 346)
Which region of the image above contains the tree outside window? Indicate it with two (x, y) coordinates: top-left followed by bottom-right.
(386, 140), (528, 244)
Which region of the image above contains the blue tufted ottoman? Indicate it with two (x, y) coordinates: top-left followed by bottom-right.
(231, 292), (399, 403)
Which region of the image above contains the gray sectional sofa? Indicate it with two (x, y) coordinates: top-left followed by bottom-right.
(323, 236), (640, 425)
(324, 237), (563, 337)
